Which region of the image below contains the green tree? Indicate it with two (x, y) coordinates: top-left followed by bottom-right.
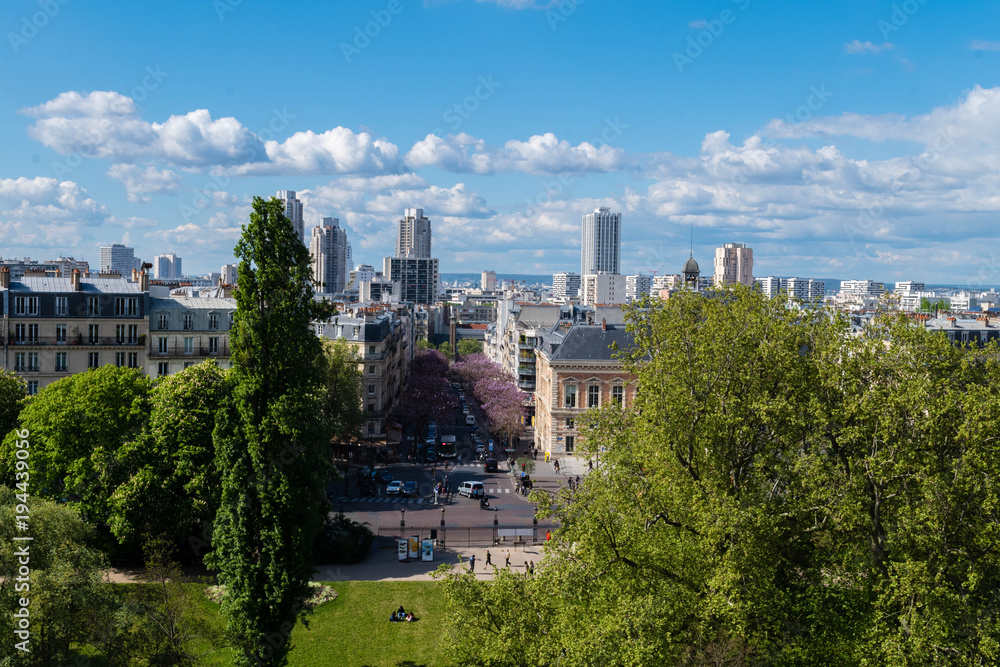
(0, 366), (152, 525)
(438, 340), (455, 360)
(0, 368), (26, 443)
(109, 361), (233, 551)
(0, 486), (114, 666)
(457, 338), (484, 357)
(206, 196), (335, 666)
(319, 338), (363, 444)
(443, 286), (1000, 665)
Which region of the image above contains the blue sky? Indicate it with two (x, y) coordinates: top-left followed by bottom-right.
(1, 0), (999, 285)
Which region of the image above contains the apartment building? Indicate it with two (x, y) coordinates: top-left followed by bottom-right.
(316, 307), (413, 440)
(1, 269), (148, 394)
(146, 295), (236, 377)
(713, 243), (754, 286)
(534, 320), (637, 455)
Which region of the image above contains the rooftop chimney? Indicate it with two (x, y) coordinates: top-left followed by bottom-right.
(139, 270), (149, 292)
(131, 268), (139, 282)
(0, 267), (9, 289)
(601, 317), (606, 331)
(71, 269), (81, 291)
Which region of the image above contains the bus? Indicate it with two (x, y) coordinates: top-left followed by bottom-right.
(439, 434), (457, 459)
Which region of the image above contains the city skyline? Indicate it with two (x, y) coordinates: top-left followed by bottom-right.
(1, 1), (998, 283)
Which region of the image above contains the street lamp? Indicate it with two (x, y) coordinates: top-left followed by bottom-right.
(440, 506), (446, 547)
(400, 508), (405, 529)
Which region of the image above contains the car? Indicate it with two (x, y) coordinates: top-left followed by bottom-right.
(475, 440), (485, 453)
(484, 458), (499, 473)
(462, 406), (469, 415)
(451, 382), (460, 389)
(386, 480), (404, 495)
(458, 481), (485, 498)
(403, 480), (417, 496)
(466, 414), (476, 425)
(371, 469), (393, 484)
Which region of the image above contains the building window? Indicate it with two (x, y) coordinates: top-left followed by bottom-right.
(209, 313), (218, 329)
(88, 296), (100, 316)
(565, 418), (574, 428)
(13, 296), (38, 316)
(157, 362), (169, 377)
(14, 352), (25, 371)
(158, 337), (168, 354)
(115, 352), (126, 367)
(115, 297), (138, 316)
(612, 385), (624, 405)
(158, 313), (169, 330)
(56, 324), (67, 343)
(128, 324), (139, 344)
(88, 352), (99, 368)
(369, 365), (376, 375)
(89, 324), (100, 344)
(209, 337), (218, 354)
(565, 435), (574, 452)
(55, 296), (68, 316)
(184, 362), (194, 369)
(368, 345), (376, 356)
(27, 353), (38, 372)
(14, 324), (25, 343)
(368, 384), (375, 395)
(116, 324), (126, 344)
(183, 337), (193, 354)
(27, 381), (38, 396)
(183, 313), (193, 330)
(588, 385), (600, 408)
(128, 352), (138, 368)
(368, 403), (375, 413)
(55, 352), (67, 372)
(564, 384), (577, 409)
(27, 324), (38, 343)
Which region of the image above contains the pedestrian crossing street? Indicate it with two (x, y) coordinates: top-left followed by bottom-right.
(331, 487), (514, 505)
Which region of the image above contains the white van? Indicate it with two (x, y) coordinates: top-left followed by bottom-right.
(458, 481), (485, 498)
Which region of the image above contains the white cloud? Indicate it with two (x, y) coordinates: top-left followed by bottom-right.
(0, 176), (108, 226)
(22, 91), (398, 175)
(844, 40), (895, 55)
(404, 132), (625, 174)
(107, 164), (182, 202)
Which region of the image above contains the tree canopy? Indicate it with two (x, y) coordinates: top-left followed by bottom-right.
(438, 286), (1000, 665)
(206, 196), (336, 666)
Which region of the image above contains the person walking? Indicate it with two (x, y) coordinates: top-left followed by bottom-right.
(485, 550), (493, 567)
(505, 549), (511, 568)
(469, 554), (476, 572)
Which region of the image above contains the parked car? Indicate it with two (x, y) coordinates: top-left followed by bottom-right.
(458, 481), (485, 498)
(462, 406), (469, 415)
(466, 415), (476, 425)
(484, 458), (499, 473)
(386, 480), (404, 495)
(403, 480), (417, 496)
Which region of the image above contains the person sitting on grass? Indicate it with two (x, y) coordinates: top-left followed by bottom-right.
(390, 606), (416, 622)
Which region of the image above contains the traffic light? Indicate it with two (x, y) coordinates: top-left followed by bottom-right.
(521, 462), (526, 471)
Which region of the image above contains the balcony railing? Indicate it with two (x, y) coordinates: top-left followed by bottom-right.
(9, 335), (146, 346)
(148, 344), (230, 358)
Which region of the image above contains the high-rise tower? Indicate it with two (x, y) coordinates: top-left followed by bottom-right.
(581, 207), (621, 276)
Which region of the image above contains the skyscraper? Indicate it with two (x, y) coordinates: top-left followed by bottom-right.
(310, 217), (348, 294)
(552, 272), (581, 299)
(153, 254), (182, 279)
(277, 190), (304, 243)
(581, 207), (621, 276)
(396, 208), (432, 258)
(713, 243), (754, 286)
(99, 243), (141, 276)
(481, 270), (497, 291)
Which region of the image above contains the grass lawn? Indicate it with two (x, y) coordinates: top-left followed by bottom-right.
(190, 580), (455, 667)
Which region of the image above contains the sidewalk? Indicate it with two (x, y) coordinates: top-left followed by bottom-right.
(106, 544), (549, 584)
(313, 543), (546, 581)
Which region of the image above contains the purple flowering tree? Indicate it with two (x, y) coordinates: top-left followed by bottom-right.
(398, 349), (457, 438)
